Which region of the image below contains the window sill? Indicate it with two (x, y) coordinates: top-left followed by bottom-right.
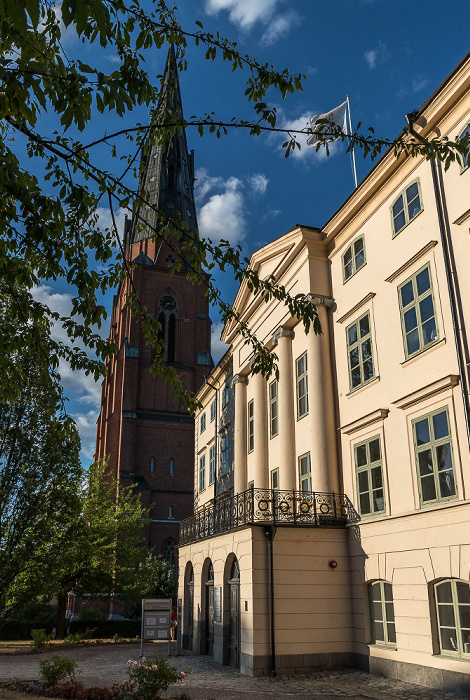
(433, 653), (470, 663)
(359, 510), (387, 521)
(400, 337), (446, 367)
(346, 375), (380, 397)
(367, 643), (397, 651)
(297, 412), (309, 422)
(351, 495), (470, 528)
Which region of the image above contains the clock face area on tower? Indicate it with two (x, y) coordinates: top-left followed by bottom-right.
(160, 294), (177, 312)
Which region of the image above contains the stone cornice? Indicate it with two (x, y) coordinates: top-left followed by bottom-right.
(392, 375), (460, 410)
(385, 241), (438, 283)
(340, 408), (389, 435)
(337, 293), (376, 325)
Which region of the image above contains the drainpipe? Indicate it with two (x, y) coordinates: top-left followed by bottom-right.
(406, 113), (470, 450)
(264, 525), (277, 677)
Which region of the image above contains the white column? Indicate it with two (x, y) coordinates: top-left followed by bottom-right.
(232, 374), (248, 494)
(306, 296), (339, 493)
(251, 367), (269, 489)
(272, 327), (296, 491)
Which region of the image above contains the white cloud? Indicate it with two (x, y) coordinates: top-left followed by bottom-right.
(72, 410), (99, 462)
(396, 75), (430, 99)
(39, 3), (77, 46)
(204, 0), (299, 44)
(211, 322), (229, 364)
(195, 168), (269, 246)
(274, 111), (342, 162)
(95, 206), (128, 243)
(364, 41), (390, 70)
(247, 173), (269, 195)
(59, 360), (102, 407)
(260, 10), (300, 46)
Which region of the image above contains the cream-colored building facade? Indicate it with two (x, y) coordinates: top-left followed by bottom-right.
(178, 52), (470, 693)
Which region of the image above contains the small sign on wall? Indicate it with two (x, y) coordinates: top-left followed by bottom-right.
(214, 586), (222, 622)
(140, 598), (172, 656)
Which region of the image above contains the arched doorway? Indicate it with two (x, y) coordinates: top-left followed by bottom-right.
(228, 558), (240, 667)
(205, 562), (215, 656)
(183, 563), (194, 651)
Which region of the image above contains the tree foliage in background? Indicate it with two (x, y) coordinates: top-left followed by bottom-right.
(0, 303), (82, 616)
(122, 555), (177, 619)
(1, 0), (468, 409)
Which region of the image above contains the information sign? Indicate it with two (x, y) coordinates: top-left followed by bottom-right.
(214, 586), (222, 622)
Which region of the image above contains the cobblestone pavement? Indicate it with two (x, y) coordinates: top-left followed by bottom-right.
(0, 642), (466, 700)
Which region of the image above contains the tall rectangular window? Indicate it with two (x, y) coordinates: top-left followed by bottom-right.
(296, 352), (308, 419)
(342, 235), (366, 282)
(413, 407), (456, 506)
(210, 399), (216, 422)
(391, 179), (423, 236)
(209, 445), (216, 484)
(199, 455), (205, 492)
(369, 581), (396, 647)
(355, 436), (385, 516)
(399, 264), (438, 359)
(221, 433), (229, 475)
(269, 379), (279, 438)
(347, 311), (375, 391)
(298, 453), (312, 492)
(248, 399), (254, 452)
(222, 386), (230, 407)
(200, 413), (206, 433)
(271, 468), (280, 491)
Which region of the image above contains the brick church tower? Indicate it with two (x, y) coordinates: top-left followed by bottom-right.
(95, 46), (212, 563)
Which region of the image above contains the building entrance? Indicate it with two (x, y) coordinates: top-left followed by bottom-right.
(228, 558), (240, 668)
(205, 563), (214, 655)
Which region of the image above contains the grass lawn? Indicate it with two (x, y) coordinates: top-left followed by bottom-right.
(0, 639), (140, 654)
(0, 691), (48, 700)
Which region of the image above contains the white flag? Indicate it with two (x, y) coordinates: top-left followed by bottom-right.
(307, 100), (348, 146)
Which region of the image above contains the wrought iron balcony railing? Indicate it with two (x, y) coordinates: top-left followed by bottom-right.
(179, 488), (356, 546)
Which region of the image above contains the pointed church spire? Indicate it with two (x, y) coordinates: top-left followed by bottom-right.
(129, 45), (198, 246)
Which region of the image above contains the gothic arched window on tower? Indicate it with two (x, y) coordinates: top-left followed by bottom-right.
(163, 539), (175, 568)
(157, 294), (178, 363)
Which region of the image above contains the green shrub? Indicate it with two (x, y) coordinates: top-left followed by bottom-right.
(126, 657), (187, 700)
(78, 608), (108, 622)
(39, 655), (77, 686)
(68, 620), (140, 638)
(64, 628), (97, 644)
(31, 628), (52, 649)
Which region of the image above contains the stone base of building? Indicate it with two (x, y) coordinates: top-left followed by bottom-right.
(240, 651), (356, 677)
(357, 655), (470, 695)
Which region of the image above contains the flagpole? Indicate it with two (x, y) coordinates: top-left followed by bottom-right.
(347, 95), (358, 189)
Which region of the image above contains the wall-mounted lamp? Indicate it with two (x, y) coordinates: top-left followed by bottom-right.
(329, 560), (338, 569)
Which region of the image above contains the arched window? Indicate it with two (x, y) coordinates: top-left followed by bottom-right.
(231, 558), (240, 581)
(157, 294), (178, 363)
(457, 122), (470, 171)
(434, 579), (470, 658)
(163, 539), (175, 568)
(369, 581), (396, 647)
(208, 562), (214, 582)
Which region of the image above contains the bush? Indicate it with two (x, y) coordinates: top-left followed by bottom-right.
(31, 628), (52, 649)
(78, 608), (108, 622)
(127, 657), (187, 700)
(39, 655), (78, 686)
(48, 681), (122, 700)
(68, 620), (140, 639)
(63, 628), (97, 644)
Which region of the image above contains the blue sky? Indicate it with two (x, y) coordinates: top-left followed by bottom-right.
(24, 0), (470, 463)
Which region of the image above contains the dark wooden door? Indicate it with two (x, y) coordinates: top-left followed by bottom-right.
(187, 582), (193, 651)
(229, 581), (240, 667)
(206, 583), (214, 655)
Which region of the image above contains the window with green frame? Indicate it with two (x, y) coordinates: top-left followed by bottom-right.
(391, 179), (423, 236)
(269, 379), (279, 438)
(199, 455), (205, 492)
(342, 235), (366, 282)
(457, 122), (470, 171)
(209, 445), (215, 485)
(369, 581), (396, 647)
(347, 311), (375, 391)
(298, 453), (312, 492)
(434, 579), (470, 658)
(399, 264), (438, 359)
(355, 436), (385, 517)
(413, 407), (456, 506)
(247, 399), (254, 453)
(296, 352), (308, 418)
(271, 468), (280, 491)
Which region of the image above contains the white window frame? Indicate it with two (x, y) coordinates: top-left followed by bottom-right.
(390, 178), (423, 237)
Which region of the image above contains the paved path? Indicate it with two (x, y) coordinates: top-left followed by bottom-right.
(0, 642), (464, 700)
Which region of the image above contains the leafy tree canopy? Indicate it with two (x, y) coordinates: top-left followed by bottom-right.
(1, 0), (468, 409)
(121, 555), (178, 620)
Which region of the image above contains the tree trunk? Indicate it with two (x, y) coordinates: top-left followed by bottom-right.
(56, 593), (67, 640)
